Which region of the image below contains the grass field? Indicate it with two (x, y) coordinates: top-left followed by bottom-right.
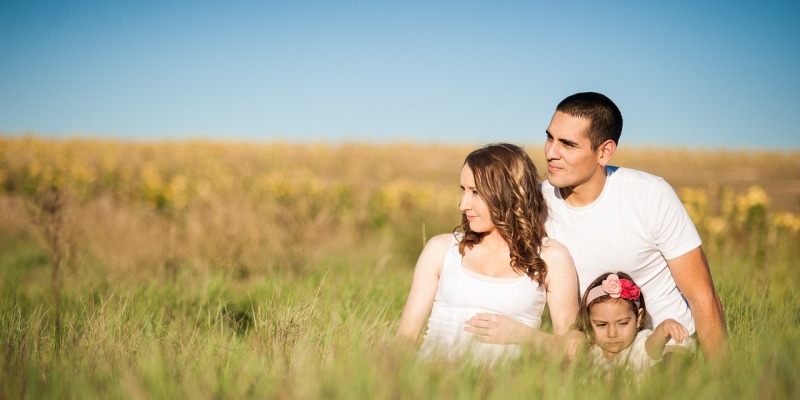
(1, 137), (799, 399)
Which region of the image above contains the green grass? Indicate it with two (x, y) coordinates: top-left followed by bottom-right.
(2, 139), (799, 398)
(2, 234), (799, 399)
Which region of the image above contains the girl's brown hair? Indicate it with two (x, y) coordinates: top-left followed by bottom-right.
(456, 143), (548, 285)
(573, 272), (649, 338)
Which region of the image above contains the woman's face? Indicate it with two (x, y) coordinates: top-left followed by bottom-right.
(459, 163), (494, 233)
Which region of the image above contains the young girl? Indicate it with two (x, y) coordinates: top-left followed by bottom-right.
(575, 272), (690, 376)
(395, 143), (579, 365)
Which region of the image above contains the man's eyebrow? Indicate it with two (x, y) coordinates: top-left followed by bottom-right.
(546, 130), (579, 147)
(559, 137), (579, 147)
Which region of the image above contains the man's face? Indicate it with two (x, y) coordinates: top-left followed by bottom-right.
(544, 111), (603, 190)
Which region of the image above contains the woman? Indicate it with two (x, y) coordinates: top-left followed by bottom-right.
(395, 143), (578, 365)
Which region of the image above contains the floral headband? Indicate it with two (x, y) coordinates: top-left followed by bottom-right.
(585, 274), (641, 307)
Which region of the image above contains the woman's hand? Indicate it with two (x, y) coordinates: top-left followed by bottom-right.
(464, 313), (529, 344)
(555, 329), (587, 360)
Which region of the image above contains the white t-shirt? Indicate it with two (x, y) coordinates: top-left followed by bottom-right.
(542, 166), (700, 336)
(419, 237), (547, 365)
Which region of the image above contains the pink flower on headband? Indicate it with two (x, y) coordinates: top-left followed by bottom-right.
(585, 273), (642, 306)
(600, 274), (622, 298)
(620, 279), (641, 301)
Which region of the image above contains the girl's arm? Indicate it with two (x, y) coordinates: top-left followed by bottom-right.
(645, 319), (690, 360)
(395, 234), (451, 344)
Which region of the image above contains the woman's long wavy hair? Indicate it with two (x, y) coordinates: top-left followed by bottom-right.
(456, 143), (548, 285)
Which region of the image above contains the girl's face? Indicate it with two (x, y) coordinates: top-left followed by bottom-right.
(459, 164), (495, 233)
(589, 299), (643, 359)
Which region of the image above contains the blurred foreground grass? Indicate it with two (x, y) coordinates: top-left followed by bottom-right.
(1, 137), (799, 399)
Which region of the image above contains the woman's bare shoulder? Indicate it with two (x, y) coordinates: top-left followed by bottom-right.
(540, 238), (574, 269)
(425, 233), (456, 249)
(414, 233), (456, 273)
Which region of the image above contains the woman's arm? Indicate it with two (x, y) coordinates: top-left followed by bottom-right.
(395, 234), (451, 343)
(540, 239), (579, 336)
(541, 240), (583, 358)
(645, 319), (689, 360)
(465, 313), (551, 347)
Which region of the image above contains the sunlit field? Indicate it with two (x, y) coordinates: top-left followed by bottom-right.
(2, 136), (799, 399)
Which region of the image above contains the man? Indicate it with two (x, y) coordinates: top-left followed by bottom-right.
(546, 91), (729, 359)
(466, 92), (728, 359)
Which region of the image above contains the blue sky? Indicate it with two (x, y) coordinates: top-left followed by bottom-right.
(1, 0), (798, 149)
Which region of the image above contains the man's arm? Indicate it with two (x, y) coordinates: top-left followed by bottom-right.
(666, 246), (729, 359)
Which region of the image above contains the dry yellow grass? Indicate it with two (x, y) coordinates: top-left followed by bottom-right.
(1, 136), (798, 283)
(1, 136), (799, 399)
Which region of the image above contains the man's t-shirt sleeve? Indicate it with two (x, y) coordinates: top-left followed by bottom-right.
(649, 177), (702, 260)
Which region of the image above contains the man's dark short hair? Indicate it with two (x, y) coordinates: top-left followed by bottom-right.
(556, 92), (623, 150)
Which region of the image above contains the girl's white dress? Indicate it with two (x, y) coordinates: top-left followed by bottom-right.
(589, 329), (660, 379)
(418, 236), (547, 365)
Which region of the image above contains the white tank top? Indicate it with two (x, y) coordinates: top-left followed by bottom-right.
(418, 237), (547, 365)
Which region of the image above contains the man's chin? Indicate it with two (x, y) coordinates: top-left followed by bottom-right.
(546, 176), (566, 188)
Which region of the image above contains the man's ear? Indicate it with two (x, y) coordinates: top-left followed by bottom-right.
(596, 139), (617, 167)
